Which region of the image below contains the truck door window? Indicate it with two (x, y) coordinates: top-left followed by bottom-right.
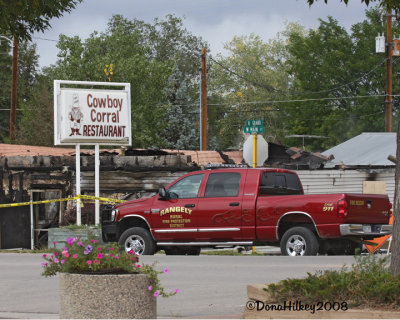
(168, 174), (204, 199)
(259, 172), (302, 195)
(204, 172), (241, 198)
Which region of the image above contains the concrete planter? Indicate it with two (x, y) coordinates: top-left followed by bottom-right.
(48, 227), (101, 249)
(59, 272), (156, 319)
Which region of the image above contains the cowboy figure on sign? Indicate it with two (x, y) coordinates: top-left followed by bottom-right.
(68, 94), (84, 136)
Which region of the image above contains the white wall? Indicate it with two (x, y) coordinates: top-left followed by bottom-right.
(296, 169), (395, 203)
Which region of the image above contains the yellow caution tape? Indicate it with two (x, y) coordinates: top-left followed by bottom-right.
(78, 195), (126, 203)
(0, 195), (126, 208)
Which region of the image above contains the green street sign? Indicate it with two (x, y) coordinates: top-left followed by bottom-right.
(246, 119), (263, 127)
(244, 126), (265, 134)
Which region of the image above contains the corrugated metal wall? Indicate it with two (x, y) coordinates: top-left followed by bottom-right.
(296, 169), (395, 203)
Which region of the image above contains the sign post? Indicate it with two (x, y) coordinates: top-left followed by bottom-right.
(252, 134), (257, 168)
(244, 120), (265, 168)
(54, 80), (131, 226)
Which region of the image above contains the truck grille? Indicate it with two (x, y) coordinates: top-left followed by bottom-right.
(102, 204), (114, 222)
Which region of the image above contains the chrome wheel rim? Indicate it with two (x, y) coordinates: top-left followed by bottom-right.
(124, 235), (145, 255)
(286, 235), (306, 256)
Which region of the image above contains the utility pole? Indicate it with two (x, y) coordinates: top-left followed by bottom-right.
(10, 35), (18, 141)
(200, 48), (207, 150)
(386, 10), (393, 132)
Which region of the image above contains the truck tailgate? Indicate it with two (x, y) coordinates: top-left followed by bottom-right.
(344, 194), (390, 224)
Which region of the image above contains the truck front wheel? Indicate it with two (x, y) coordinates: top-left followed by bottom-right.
(280, 226), (319, 256)
(119, 227), (156, 255)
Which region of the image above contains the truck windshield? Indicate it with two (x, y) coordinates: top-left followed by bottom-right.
(259, 171), (302, 196)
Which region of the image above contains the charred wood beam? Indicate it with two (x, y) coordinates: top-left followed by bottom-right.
(388, 155), (397, 164)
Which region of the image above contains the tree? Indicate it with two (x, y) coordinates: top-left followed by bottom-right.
(284, 10), (399, 150)
(0, 0), (82, 41)
(16, 79), (53, 146)
(208, 30), (296, 149)
(306, 0), (400, 15)
(0, 39), (39, 143)
(37, 14), (206, 148)
(0, 0), (82, 142)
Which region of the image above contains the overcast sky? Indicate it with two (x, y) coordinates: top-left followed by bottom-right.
(32, 0), (374, 68)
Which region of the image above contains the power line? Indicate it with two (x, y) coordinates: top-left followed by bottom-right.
(169, 93), (392, 109)
(209, 55), (397, 97)
(32, 36), (58, 42)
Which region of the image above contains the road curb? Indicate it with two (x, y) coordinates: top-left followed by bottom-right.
(244, 284), (400, 319)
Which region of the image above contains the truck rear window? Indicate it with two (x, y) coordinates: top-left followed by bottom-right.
(259, 172), (302, 196)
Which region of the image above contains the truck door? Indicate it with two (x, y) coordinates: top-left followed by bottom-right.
(150, 173), (204, 241)
(196, 171), (246, 240)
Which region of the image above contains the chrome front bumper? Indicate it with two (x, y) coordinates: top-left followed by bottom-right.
(340, 224), (392, 236)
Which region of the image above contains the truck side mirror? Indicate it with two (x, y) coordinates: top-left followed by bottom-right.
(158, 187), (168, 200)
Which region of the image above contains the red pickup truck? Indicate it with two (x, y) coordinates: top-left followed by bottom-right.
(102, 168), (392, 256)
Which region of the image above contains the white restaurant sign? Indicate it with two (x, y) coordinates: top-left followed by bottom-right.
(54, 80), (131, 146)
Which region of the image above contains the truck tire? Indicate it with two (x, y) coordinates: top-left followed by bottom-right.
(119, 227), (156, 255)
(280, 226), (319, 256)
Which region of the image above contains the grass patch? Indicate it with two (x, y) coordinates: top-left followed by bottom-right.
(265, 255), (400, 309)
(0, 248), (53, 253)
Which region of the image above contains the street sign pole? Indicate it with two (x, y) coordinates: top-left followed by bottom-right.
(252, 134), (257, 168)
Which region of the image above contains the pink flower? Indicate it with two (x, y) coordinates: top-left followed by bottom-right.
(41, 262), (48, 267)
(52, 241), (57, 245)
(72, 254), (78, 259)
(62, 251), (70, 258)
(147, 285), (153, 291)
(109, 254), (114, 258)
(115, 255), (119, 260)
(90, 239), (98, 243)
(153, 291), (160, 297)
(108, 247), (114, 251)
(42, 253), (47, 258)
(97, 247), (102, 251)
(175, 288), (180, 294)
(61, 259), (66, 264)
(137, 264), (141, 268)
(53, 252), (58, 256)
(128, 249), (134, 255)
(97, 253), (103, 259)
(77, 241), (84, 247)
(86, 260), (92, 265)
(67, 237), (75, 246)
(164, 268), (170, 274)
(94, 260), (100, 264)
(54, 258), (59, 264)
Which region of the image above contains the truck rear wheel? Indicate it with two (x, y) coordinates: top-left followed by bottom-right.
(280, 226), (319, 256)
(119, 227), (156, 255)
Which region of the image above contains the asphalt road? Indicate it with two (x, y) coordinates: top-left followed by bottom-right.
(0, 253), (357, 318)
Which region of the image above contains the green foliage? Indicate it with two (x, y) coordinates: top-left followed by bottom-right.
(0, 0), (82, 40)
(208, 30), (296, 149)
(266, 255), (400, 307)
(306, 0), (400, 16)
(42, 238), (176, 298)
(0, 39), (39, 143)
(283, 9), (400, 150)
(43, 14), (206, 149)
(209, 7), (400, 151)
(16, 79), (53, 146)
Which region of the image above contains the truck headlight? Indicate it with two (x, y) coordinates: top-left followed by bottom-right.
(111, 209), (118, 221)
